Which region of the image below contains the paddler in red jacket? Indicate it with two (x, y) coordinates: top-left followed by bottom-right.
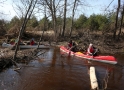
(87, 43), (97, 56)
(67, 40), (77, 52)
(30, 38), (35, 45)
(68, 40), (73, 48)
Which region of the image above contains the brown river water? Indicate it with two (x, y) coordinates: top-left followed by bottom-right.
(0, 47), (124, 90)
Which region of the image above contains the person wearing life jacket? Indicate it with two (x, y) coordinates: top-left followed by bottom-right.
(10, 39), (15, 45)
(30, 38), (35, 45)
(87, 43), (97, 56)
(14, 38), (24, 45)
(68, 40), (73, 49)
(68, 40), (77, 52)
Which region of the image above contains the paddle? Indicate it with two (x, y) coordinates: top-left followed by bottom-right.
(91, 48), (98, 58)
(68, 45), (75, 56)
(68, 41), (77, 56)
(68, 46), (73, 56)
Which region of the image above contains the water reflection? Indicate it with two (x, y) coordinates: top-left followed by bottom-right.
(0, 47), (123, 90)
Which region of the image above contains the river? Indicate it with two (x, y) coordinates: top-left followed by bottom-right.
(0, 47), (124, 90)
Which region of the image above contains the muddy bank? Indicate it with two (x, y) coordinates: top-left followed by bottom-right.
(1, 30), (124, 55)
(0, 47), (37, 71)
(0, 41), (56, 71)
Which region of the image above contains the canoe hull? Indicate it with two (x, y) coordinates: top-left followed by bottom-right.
(2, 43), (50, 49)
(60, 46), (117, 64)
(60, 46), (75, 56)
(19, 45), (49, 49)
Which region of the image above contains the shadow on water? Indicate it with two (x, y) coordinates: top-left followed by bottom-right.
(0, 47), (124, 90)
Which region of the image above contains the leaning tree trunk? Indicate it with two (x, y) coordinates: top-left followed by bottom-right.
(113, 0), (120, 40)
(13, 0), (37, 60)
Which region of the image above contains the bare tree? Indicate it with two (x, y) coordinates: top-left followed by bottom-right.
(13, 0), (35, 18)
(69, 0), (77, 38)
(44, 0), (63, 41)
(117, 4), (124, 40)
(61, 0), (67, 37)
(45, 0), (56, 33)
(0, 0), (9, 19)
(12, 0), (39, 34)
(37, 1), (47, 49)
(13, 0), (38, 60)
(113, 0), (120, 40)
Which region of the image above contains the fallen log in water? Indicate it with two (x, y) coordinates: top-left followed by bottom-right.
(0, 48), (37, 71)
(90, 66), (99, 90)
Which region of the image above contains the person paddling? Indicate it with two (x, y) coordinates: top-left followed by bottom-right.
(67, 40), (77, 52)
(87, 43), (98, 56)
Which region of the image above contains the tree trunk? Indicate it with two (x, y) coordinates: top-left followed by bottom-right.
(69, 0), (77, 38)
(45, 0), (57, 41)
(62, 0), (67, 37)
(13, 0), (37, 60)
(117, 5), (124, 40)
(37, 3), (46, 49)
(113, 0), (120, 40)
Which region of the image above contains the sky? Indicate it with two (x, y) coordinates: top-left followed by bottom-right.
(76, 0), (118, 17)
(86, 0), (118, 15)
(0, 0), (119, 21)
(0, 0), (16, 21)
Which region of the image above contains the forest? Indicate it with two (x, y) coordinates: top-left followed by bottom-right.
(0, 0), (124, 54)
(0, 1), (124, 90)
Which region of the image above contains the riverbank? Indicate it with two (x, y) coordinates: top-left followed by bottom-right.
(0, 47), (36, 71)
(0, 39), (124, 71)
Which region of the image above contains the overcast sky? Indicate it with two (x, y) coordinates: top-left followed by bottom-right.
(0, 0), (119, 21)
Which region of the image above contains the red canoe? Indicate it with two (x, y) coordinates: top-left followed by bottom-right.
(60, 46), (117, 65)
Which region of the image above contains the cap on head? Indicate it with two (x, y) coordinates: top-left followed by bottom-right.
(89, 43), (93, 46)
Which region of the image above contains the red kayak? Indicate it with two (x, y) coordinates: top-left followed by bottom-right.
(60, 46), (117, 65)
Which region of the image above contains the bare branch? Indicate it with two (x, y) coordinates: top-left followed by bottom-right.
(105, 0), (114, 11)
